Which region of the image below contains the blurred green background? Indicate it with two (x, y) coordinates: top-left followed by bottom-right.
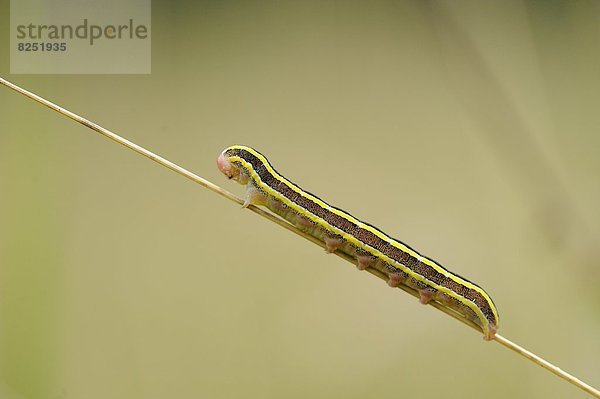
(1, 1), (599, 398)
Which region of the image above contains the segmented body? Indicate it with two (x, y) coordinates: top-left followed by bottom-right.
(217, 145), (499, 340)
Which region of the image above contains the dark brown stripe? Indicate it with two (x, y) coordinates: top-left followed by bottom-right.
(227, 148), (497, 325)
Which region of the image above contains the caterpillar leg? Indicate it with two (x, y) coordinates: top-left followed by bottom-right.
(296, 215), (314, 230)
(324, 235), (344, 253)
(354, 249), (375, 270)
(418, 288), (436, 305)
(386, 267), (408, 287)
(387, 272), (403, 287)
(356, 255), (375, 271)
(242, 185), (267, 208)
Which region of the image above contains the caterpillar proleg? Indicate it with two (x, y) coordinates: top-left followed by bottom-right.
(217, 145), (499, 340)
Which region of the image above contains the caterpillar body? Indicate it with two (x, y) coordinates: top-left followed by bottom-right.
(217, 145), (499, 340)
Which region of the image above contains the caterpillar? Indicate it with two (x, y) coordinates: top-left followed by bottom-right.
(217, 145), (499, 340)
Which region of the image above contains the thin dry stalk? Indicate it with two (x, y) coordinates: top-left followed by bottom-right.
(1, 76), (598, 399)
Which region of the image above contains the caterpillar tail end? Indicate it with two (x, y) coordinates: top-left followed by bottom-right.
(483, 325), (498, 341)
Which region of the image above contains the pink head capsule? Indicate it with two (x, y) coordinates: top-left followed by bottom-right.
(217, 152), (233, 178)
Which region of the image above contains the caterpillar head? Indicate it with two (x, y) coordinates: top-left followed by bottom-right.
(217, 149), (250, 184)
